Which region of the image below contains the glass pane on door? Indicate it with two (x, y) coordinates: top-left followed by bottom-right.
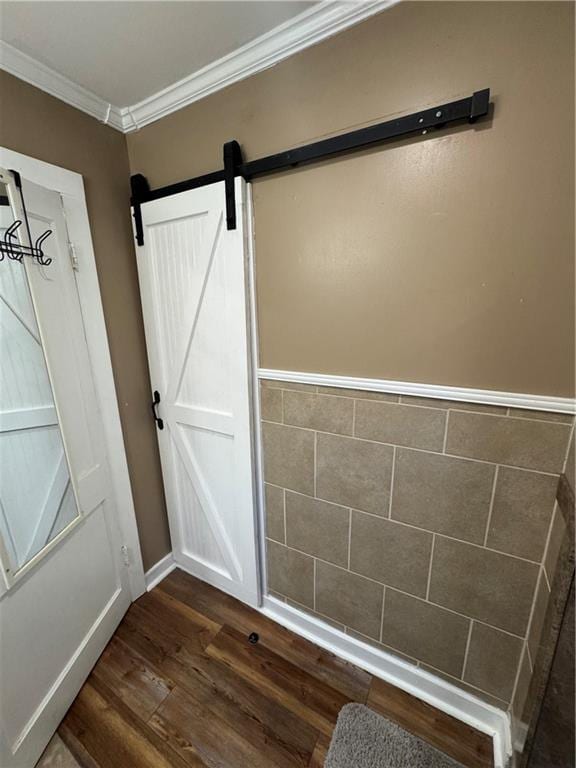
(0, 182), (79, 571)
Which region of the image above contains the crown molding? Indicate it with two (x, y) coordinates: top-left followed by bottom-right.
(0, 41), (124, 131)
(122, 0), (399, 132)
(0, 1), (398, 134)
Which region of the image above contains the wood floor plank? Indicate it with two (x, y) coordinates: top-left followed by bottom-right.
(60, 678), (196, 768)
(150, 684), (306, 768)
(91, 635), (175, 720)
(160, 569), (372, 702)
(308, 734), (331, 768)
(58, 723), (101, 768)
(117, 592), (319, 767)
(138, 588), (221, 644)
(206, 624), (351, 736)
(367, 677), (493, 768)
(59, 569), (493, 768)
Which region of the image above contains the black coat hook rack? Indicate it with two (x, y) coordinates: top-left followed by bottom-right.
(130, 88), (491, 246)
(0, 171), (53, 266)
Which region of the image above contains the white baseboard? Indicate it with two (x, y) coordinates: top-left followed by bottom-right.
(144, 552), (176, 591)
(261, 595), (512, 768)
(173, 553), (260, 608)
(258, 368), (575, 415)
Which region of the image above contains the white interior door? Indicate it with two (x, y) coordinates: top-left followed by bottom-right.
(135, 178), (260, 606)
(0, 173), (133, 767)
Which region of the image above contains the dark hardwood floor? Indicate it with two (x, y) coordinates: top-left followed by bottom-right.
(59, 569), (494, 768)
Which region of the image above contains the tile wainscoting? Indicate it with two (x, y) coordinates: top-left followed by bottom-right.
(259, 378), (574, 725)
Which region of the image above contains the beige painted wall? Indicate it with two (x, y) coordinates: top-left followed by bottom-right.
(128, 1), (575, 397)
(0, 70), (170, 570)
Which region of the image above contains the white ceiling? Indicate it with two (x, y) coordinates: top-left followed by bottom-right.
(0, 1), (315, 106)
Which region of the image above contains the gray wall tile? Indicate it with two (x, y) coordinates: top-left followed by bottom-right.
(350, 511), (432, 597)
(486, 468), (557, 561)
(527, 571), (551, 661)
(446, 411), (571, 472)
(544, 504), (567, 585)
(316, 433), (393, 515)
(286, 491), (350, 566)
(261, 380), (317, 393)
(346, 628), (418, 665)
(264, 483), (285, 543)
(400, 396), (507, 416)
(262, 421), (314, 494)
(419, 664), (508, 710)
(464, 622), (523, 702)
(260, 386), (283, 422)
(511, 646), (532, 722)
(315, 560), (383, 639)
(508, 409), (574, 424)
(565, 430), (575, 495)
(355, 401), (446, 451)
(429, 537), (539, 635)
(285, 598), (346, 630)
(267, 540), (314, 608)
(391, 449), (495, 544)
(283, 390), (353, 435)
(381, 589), (469, 677)
(319, 386), (398, 402)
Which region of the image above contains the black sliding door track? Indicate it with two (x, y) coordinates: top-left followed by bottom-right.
(131, 88), (490, 245)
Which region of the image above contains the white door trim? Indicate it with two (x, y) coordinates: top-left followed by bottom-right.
(0, 147), (145, 599)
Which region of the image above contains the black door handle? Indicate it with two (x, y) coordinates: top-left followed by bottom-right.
(151, 390), (164, 430)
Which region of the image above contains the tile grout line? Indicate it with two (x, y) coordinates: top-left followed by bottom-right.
(273, 584), (508, 707)
(540, 502), (558, 586)
(521, 565), (546, 650)
(442, 409), (450, 453)
(313, 557), (317, 611)
(526, 643), (534, 673)
(543, 566), (551, 592)
(282, 488), (287, 544)
(561, 421), (575, 472)
(268, 537), (527, 640)
(280, 388), (284, 424)
(343, 504), (543, 566)
(379, 586), (387, 643)
(271, 384), (575, 424)
(352, 398), (357, 437)
(509, 640), (531, 713)
(313, 430), (317, 498)
(347, 508), (352, 570)
(387, 446), (396, 518)
(278, 484), (549, 566)
(425, 534), (436, 601)
(482, 465), (499, 547)
(461, 619), (474, 680)
(260, 418), (565, 477)
(287, 597), (346, 631)
(421, 661), (509, 707)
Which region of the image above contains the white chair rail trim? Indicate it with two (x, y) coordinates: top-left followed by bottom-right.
(258, 369), (575, 415)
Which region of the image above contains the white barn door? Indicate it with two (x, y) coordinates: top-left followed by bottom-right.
(135, 179), (260, 606)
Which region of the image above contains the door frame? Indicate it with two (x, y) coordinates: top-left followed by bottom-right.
(245, 187), (267, 599)
(0, 146), (145, 599)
